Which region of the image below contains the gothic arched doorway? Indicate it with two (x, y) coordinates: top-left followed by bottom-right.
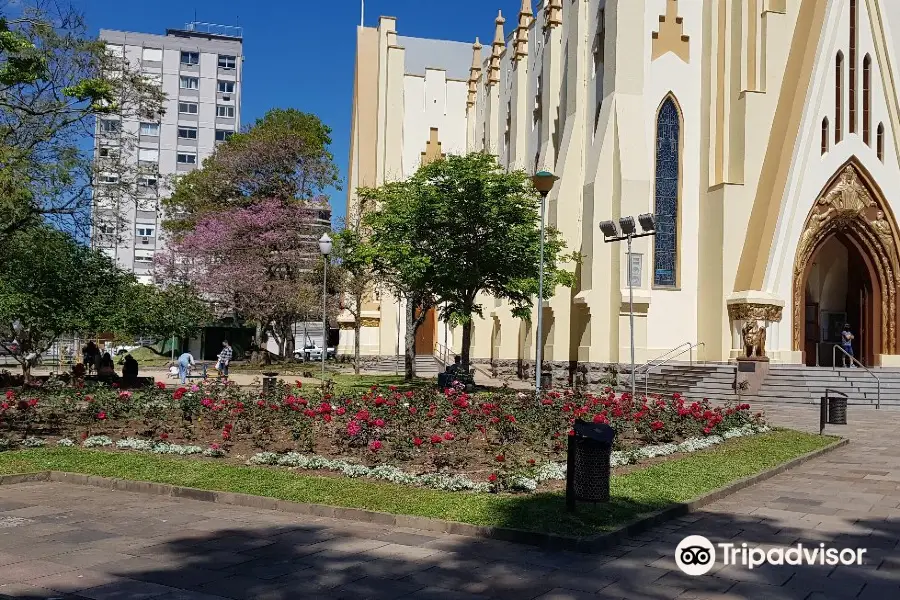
(793, 161), (900, 366)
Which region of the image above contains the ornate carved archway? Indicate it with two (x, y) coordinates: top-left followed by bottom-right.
(792, 161), (900, 355)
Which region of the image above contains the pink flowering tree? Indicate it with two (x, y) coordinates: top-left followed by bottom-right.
(156, 199), (338, 357)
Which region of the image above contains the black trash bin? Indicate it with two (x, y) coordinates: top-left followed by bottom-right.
(566, 420), (616, 511)
(262, 372), (279, 396)
(828, 397), (848, 425)
(540, 371), (553, 390)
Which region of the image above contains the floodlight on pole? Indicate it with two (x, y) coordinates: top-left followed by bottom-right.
(638, 213), (657, 233)
(600, 213), (658, 402)
(531, 170), (559, 398)
(599, 220), (620, 240)
(618, 216), (637, 236)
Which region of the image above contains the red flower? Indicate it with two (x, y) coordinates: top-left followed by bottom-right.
(173, 388), (187, 400)
(409, 406), (417, 415)
(369, 440), (383, 452)
(490, 417), (500, 424)
(373, 418), (385, 427)
(413, 437), (424, 447)
(405, 391), (414, 398)
(443, 432), (455, 441)
(96, 411), (107, 420)
(703, 427), (712, 435)
(430, 434), (442, 444)
(495, 454), (505, 463)
(568, 429), (575, 436)
(592, 413), (609, 424)
(355, 409), (370, 422)
(155, 381), (166, 390)
(650, 420), (664, 431)
(528, 459), (536, 466)
(505, 415), (516, 423)
(541, 399), (553, 405)
(488, 473), (498, 483)
(336, 407), (346, 416)
(323, 413), (333, 423)
(160, 433), (169, 440)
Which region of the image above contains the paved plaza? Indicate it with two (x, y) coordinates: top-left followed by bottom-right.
(0, 403), (896, 599)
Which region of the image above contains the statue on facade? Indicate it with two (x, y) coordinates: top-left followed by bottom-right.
(741, 321), (767, 360)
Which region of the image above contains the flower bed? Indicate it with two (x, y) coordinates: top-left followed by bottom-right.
(0, 381), (766, 493)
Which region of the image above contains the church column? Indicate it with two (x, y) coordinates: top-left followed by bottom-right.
(484, 12), (505, 155)
(466, 40), (483, 152)
(509, 0), (533, 170)
(538, 0), (562, 171)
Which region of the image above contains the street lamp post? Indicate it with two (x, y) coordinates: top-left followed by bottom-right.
(531, 171), (559, 397)
(318, 233), (333, 379)
(599, 214), (657, 401)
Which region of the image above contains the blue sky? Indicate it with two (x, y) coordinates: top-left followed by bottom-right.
(77, 0), (525, 223)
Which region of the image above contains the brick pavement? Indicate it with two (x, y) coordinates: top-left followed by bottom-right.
(0, 403), (896, 599)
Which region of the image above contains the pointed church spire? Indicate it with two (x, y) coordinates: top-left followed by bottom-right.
(544, 0), (562, 30)
(488, 11), (506, 85)
(514, 0), (534, 61)
(467, 38), (483, 108)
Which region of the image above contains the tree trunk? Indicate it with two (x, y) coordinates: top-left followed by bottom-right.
(353, 323), (361, 375)
(461, 320), (473, 372)
(404, 301), (416, 381)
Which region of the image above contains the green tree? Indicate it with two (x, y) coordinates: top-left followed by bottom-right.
(0, 226), (130, 378)
(0, 2), (165, 241)
(364, 181), (438, 381)
(108, 283), (212, 344)
(163, 108), (340, 235)
(368, 153), (575, 374)
(333, 194), (377, 374)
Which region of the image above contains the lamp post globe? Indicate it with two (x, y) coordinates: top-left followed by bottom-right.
(318, 233), (333, 256)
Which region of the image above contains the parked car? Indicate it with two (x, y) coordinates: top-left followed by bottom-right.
(293, 344), (336, 362)
(0, 341), (20, 355)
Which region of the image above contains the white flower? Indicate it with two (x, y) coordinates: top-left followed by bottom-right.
(56, 438), (75, 447)
(21, 437), (45, 448)
(83, 436), (113, 448)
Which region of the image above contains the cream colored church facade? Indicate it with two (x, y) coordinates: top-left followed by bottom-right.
(341, 0), (900, 382)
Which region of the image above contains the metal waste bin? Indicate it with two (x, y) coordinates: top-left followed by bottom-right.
(541, 371), (553, 390)
(566, 420), (616, 512)
(828, 397), (848, 425)
(262, 372), (279, 396)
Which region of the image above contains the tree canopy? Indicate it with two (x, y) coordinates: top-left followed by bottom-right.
(156, 199), (332, 357)
(162, 108), (341, 235)
(363, 152), (575, 371)
(0, 2), (165, 241)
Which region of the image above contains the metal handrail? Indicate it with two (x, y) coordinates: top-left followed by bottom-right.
(634, 342), (694, 376)
(636, 342), (706, 398)
(832, 345), (880, 410)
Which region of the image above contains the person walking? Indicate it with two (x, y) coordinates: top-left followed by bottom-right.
(841, 324), (856, 368)
(216, 340), (233, 379)
(177, 351), (196, 384)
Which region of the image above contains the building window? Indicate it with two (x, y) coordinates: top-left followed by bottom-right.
(178, 102), (198, 114)
(140, 122), (160, 136)
(99, 173), (119, 184)
(821, 118), (829, 155)
(836, 52), (844, 143)
(218, 55), (236, 69)
(99, 119), (119, 134)
(136, 226), (155, 243)
(178, 127), (198, 140)
(217, 80), (235, 94)
(177, 152), (197, 165)
(863, 54), (872, 146)
(215, 129), (233, 142)
(98, 146), (119, 158)
(138, 148), (159, 163)
(139, 174), (158, 188)
(142, 47), (162, 62)
(179, 76), (199, 90)
(134, 249), (155, 264)
(850, 0), (858, 133)
(877, 123), (885, 161)
(216, 105), (235, 118)
(180, 51), (199, 65)
(653, 96), (681, 288)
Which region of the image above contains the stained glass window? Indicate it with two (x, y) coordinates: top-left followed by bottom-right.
(654, 97), (680, 287)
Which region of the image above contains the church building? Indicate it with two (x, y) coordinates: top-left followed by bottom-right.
(342, 0), (900, 382)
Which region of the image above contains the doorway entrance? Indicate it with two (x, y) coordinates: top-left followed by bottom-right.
(792, 161), (900, 364)
(802, 236), (873, 366)
(414, 308), (437, 356)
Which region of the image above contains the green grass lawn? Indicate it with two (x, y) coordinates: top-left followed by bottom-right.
(0, 430), (837, 537)
(126, 347), (172, 368)
(329, 374), (434, 395)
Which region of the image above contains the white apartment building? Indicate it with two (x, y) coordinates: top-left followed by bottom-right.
(92, 23), (244, 283)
